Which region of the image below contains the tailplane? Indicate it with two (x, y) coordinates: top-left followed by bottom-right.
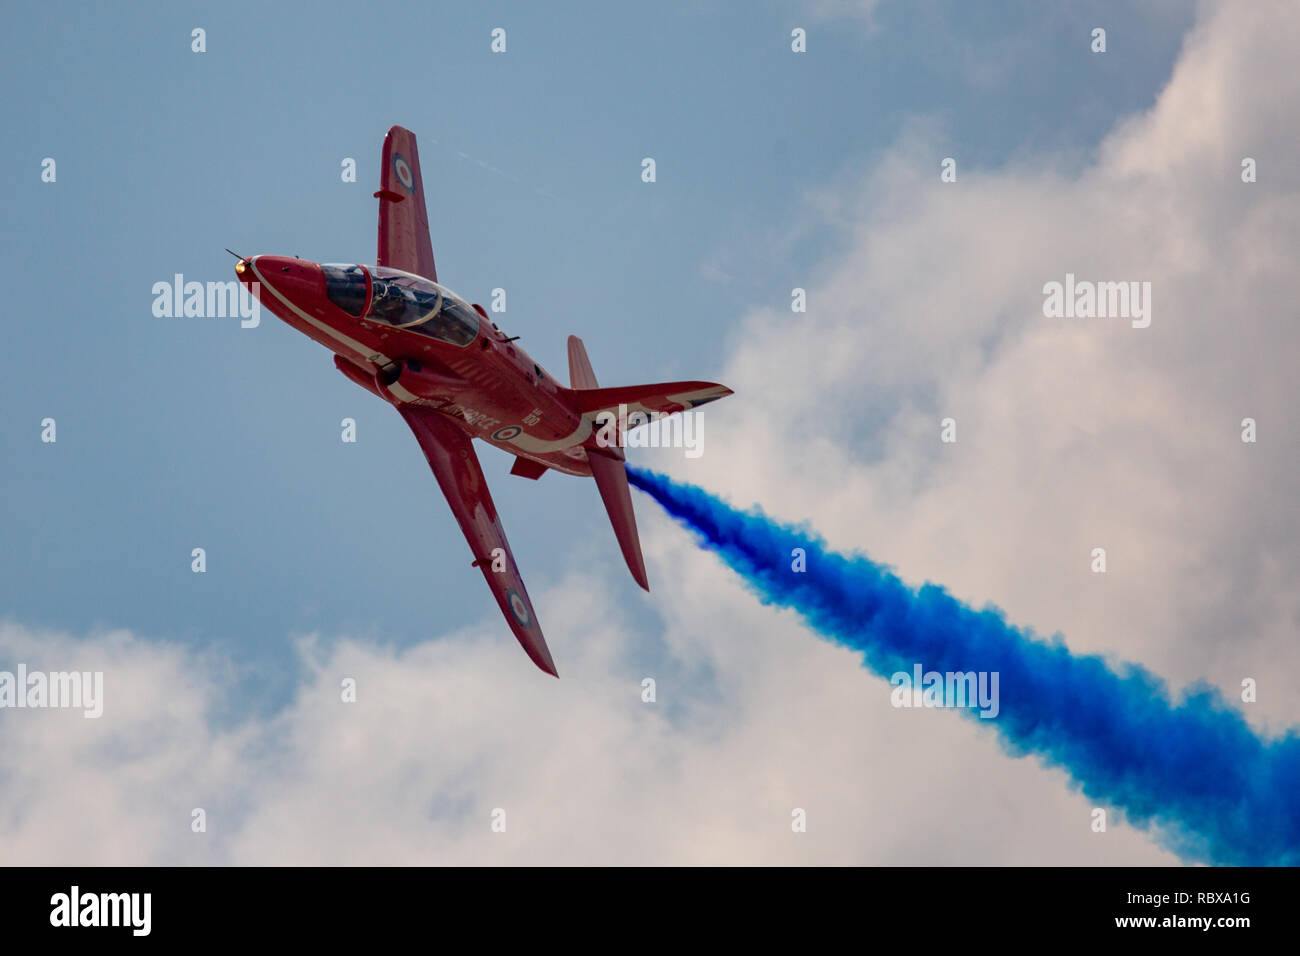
(568, 336), (648, 590)
(564, 336), (732, 421)
(588, 448), (649, 590)
(564, 381), (733, 418)
(565, 335), (733, 591)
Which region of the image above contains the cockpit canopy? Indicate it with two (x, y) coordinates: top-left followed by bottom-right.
(322, 264), (368, 317)
(321, 263), (480, 348)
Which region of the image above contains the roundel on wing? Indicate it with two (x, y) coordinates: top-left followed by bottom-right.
(493, 425), (523, 441)
(505, 589), (531, 628)
(392, 153), (415, 192)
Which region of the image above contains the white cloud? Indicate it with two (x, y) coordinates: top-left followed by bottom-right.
(0, 574), (1176, 865)
(680, 0), (1300, 726)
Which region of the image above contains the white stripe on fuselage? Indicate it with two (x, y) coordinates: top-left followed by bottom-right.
(506, 418), (592, 453)
(249, 258), (421, 403)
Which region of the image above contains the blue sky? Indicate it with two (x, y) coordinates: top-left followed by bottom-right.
(1, 1), (1191, 710)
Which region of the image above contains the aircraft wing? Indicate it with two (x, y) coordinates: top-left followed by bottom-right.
(375, 125), (439, 282)
(397, 406), (557, 676)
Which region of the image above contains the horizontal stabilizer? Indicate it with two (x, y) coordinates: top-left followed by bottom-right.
(566, 333), (730, 591)
(563, 381), (733, 418)
(588, 449), (649, 590)
(565, 336), (732, 416)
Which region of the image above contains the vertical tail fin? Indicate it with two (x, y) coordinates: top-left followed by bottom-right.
(569, 336), (649, 590)
(567, 334), (600, 389)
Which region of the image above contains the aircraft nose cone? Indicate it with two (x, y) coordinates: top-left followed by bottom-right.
(239, 256), (324, 313)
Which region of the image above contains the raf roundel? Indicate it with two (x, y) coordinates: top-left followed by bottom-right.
(493, 425), (523, 441)
(392, 153), (415, 192)
(505, 589), (531, 628)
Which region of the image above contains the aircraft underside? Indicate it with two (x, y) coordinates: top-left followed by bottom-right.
(236, 124), (731, 676)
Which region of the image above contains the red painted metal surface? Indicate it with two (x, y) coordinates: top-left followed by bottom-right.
(235, 126), (732, 675)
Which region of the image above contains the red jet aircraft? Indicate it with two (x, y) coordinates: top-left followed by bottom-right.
(235, 126), (731, 676)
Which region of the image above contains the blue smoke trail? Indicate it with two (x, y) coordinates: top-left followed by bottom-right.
(627, 466), (1300, 865)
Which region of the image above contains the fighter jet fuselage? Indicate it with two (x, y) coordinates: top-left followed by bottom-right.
(235, 126), (732, 677)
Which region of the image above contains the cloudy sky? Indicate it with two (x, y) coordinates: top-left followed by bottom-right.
(1, 0), (1294, 864)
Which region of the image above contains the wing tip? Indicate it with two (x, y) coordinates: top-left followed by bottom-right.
(519, 622), (559, 677)
(532, 644), (560, 678)
(631, 556), (650, 591)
